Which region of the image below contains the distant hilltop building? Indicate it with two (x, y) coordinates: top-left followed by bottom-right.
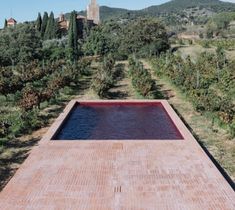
(58, 13), (69, 30)
(3, 0), (100, 31)
(87, 0), (100, 25)
(7, 18), (17, 27)
(58, 0), (100, 35)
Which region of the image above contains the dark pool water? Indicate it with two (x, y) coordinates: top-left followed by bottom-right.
(53, 103), (183, 140)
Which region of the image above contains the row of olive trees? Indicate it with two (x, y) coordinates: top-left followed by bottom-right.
(0, 60), (69, 98)
(151, 51), (235, 137)
(0, 59), (91, 140)
(128, 56), (155, 98)
(91, 54), (116, 98)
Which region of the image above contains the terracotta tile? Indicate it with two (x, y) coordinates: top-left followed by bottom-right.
(0, 100), (234, 210)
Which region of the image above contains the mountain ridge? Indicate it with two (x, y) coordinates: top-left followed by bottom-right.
(97, 0), (235, 21)
(63, 0), (235, 24)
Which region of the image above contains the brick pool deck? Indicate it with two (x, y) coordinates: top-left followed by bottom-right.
(0, 100), (234, 210)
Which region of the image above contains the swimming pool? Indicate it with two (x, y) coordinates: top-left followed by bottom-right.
(52, 101), (184, 140)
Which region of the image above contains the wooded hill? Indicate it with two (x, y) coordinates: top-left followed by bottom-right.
(72, 0), (235, 22)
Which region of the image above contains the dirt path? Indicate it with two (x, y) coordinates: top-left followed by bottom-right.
(106, 61), (136, 100)
(143, 60), (235, 183)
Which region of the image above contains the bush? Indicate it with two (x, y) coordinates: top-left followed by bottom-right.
(151, 52), (234, 131)
(128, 56), (155, 97)
(19, 110), (42, 134)
(229, 123), (235, 138)
(91, 54), (116, 98)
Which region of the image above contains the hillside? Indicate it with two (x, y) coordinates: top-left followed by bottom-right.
(97, 0), (235, 22)
(143, 0), (235, 15)
(65, 6), (129, 20)
(63, 0), (235, 24)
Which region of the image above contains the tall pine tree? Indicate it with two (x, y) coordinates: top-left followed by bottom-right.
(68, 11), (78, 61)
(36, 13), (42, 32)
(44, 12), (56, 40)
(41, 12), (48, 38)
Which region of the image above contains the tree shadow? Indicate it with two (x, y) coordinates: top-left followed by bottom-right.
(0, 137), (40, 191)
(113, 63), (125, 81)
(106, 90), (129, 99)
(4, 137), (39, 148)
(106, 63), (128, 99)
(151, 81), (165, 99)
(161, 89), (175, 99)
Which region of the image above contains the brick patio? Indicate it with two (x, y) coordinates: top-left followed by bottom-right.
(0, 100), (234, 210)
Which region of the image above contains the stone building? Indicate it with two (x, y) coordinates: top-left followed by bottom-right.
(58, 14), (89, 30)
(7, 18), (17, 27)
(58, 0), (100, 33)
(87, 0), (100, 25)
(58, 13), (69, 29)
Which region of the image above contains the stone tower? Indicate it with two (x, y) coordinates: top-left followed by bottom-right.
(87, 0), (100, 24)
(59, 13), (65, 22)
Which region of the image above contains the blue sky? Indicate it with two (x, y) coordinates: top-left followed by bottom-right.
(0, 0), (234, 28)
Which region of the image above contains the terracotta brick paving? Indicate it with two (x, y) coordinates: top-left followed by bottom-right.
(0, 100), (234, 210)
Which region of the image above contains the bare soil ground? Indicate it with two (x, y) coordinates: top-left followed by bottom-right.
(105, 61), (136, 100)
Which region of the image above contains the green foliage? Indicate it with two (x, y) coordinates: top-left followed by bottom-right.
(78, 1), (235, 23)
(4, 19), (7, 29)
(144, 0), (235, 15)
(128, 56), (155, 97)
(41, 12), (49, 38)
(206, 21), (216, 38)
(0, 56), (92, 140)
(83, 25), (115, 56)
(212, 12), (235, 30)
(91, 54), (116, 97)
(199, 32), (204, 39)
(68, 11), (79, 62)
(42, 37), (68, 61)
(0, 23), (42, 66)
(121, 18), (170, 57)
(198, 39), (235, 50)
(84, 18), (169, 59)
(19, 85), (41, 111)
(44, 12), (57, 40)
(151, 52), (235, 130)
(229, 123), (235, 138)
(0, 120), (11, 139)
(36, 13), (42, 32)
(19, 109), (43, 134)
(0, 68), (23, 98)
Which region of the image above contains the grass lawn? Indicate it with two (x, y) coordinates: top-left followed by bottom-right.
(175, 43), (235, 61)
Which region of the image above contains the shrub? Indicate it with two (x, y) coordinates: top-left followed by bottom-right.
(91, 54), (116, 98)
(150, 52), (234, 131)
(128, 56), (154, 97)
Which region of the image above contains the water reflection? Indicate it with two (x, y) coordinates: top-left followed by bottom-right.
(54, 104), (183, 140)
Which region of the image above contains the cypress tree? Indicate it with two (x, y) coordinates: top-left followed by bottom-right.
(54, 21), (60, 39)
(36, 13), (42, 32)
(68, 11), (78, 61)
(44, 12), (56, 40)
(41, 12), (49, 37)
(4, 19), (7, 29)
